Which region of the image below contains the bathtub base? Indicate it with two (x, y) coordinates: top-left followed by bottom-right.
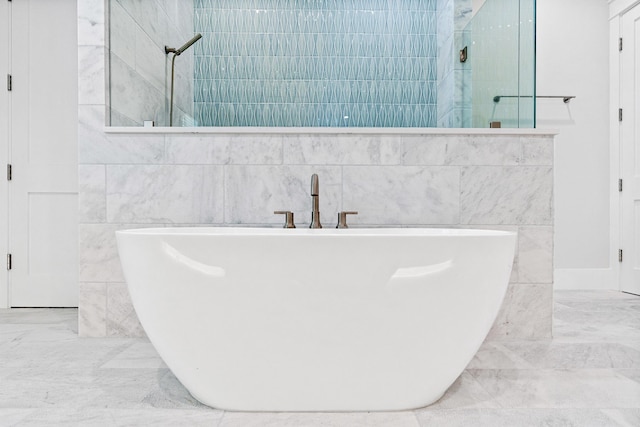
(188, 389), (448, 412)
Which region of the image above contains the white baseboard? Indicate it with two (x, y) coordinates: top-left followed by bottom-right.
(554, 268), (615, 290)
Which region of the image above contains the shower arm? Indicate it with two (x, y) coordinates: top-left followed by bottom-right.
(165, 34), (202, 127)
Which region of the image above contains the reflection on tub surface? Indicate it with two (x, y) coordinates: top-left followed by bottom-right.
(390, 259), (453, 279)
(162, 241), (226, 278)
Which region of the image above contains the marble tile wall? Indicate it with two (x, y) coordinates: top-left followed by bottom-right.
(77, 130), (555, 339)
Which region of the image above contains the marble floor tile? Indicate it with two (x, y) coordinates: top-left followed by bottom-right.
(217, 411), (420, 427)
(423, 371), (501, 410)
(0, 409), (37, 426)
(415, 408), (629, 427)
(467, 368), (640, 409)
(100, 341), (166, 369)
(0, 374), (105, 409)
(601, 408), (640, 427)
(498, 342), (640, 369)
(466, 342), (533, 370)
(0, 291), (638, 426)
(616, 369), (640, 384)
(0, 308), (77, 329)
(11, 408), (224, 427)
(553, 290), (640, 351)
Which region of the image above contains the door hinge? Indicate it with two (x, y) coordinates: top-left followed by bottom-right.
(619, 108), (623, 121)
(6, 164), (11, 181)
(619, 37), (623, 51)
(619, 178), (623, 192)
(6, 74), (11, 91)
(6, 254), (11, 271)
(619, 249), (623, 263)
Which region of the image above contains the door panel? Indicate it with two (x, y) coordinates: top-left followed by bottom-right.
(621, 4), (640, 295)
(9, 0), (78, 307)
(0, 0), (9, 308)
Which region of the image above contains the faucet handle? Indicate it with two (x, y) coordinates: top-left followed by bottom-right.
(274, 211), (296, 228)
(336, 211), (358, 229)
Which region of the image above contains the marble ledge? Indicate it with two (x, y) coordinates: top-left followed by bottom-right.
(104, 126), (559, 136)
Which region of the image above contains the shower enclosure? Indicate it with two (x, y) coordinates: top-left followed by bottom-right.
(463, 0), (536, 128)
(107, 0), (536, 128)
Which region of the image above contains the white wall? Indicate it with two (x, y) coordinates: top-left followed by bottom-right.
(536, 0), (611, 287)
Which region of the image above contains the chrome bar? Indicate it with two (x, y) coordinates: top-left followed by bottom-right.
(493, 95), (576, 103)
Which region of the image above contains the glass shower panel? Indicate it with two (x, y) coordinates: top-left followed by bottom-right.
(518, 0), (536, 128)
(106, 0), (536, 128)
(467, 0), (536, 128)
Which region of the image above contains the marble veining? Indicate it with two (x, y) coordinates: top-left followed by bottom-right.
(224, 165), (342, 225)
(106, 283), (145, 338)
(518, 226), (554, 283)
(343, 166), (460, 225)
(109, 54), (165, 125)
(443, 138), (521, 165)
(79, 224), (127, 283)
(487, 283), (553, 340)
(133, 26), (166, 94)
(78, 165), (106, 223)
(79, 223), (166, 284)
(467, 368), (640, 409)
(165, 135), (232, 164)
(460, 166), (553, 225)
(521, 137), (554, 165)
(78, 46), (106, 105)
(0, 291), (638, 426)
(79, 107), (165, 165)
(283, 135), (403, 166)
(78, 282), (107, 337)
(106, 165), (224, 224)
(165, 135), (286, 165)
(109, 2), (136, 66)
(77, 0), (104, 46)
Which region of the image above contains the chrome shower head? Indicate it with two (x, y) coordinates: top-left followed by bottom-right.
(165, 33), (202, 56)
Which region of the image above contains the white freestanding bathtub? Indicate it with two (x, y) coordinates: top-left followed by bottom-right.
(116, 227), (516, 412)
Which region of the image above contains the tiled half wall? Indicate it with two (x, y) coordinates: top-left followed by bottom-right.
(78, 131), (554, 340)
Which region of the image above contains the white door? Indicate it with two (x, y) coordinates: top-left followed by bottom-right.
(8, 0), (78, 307)
(0, 0), (9, 308)
(621, 4), (640, 295)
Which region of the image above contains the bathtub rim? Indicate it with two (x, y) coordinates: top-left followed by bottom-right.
(116, 226), (517, 238)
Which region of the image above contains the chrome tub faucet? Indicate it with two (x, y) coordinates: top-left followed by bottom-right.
(276, 174), (358, 229)
(310, 173), (322, 228)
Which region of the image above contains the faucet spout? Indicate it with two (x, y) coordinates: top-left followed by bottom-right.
(311, 173), (319, 196)
(310, 174), (322, 228)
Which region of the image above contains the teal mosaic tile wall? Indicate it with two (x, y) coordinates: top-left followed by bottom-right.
(194, 0), (438, 127)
